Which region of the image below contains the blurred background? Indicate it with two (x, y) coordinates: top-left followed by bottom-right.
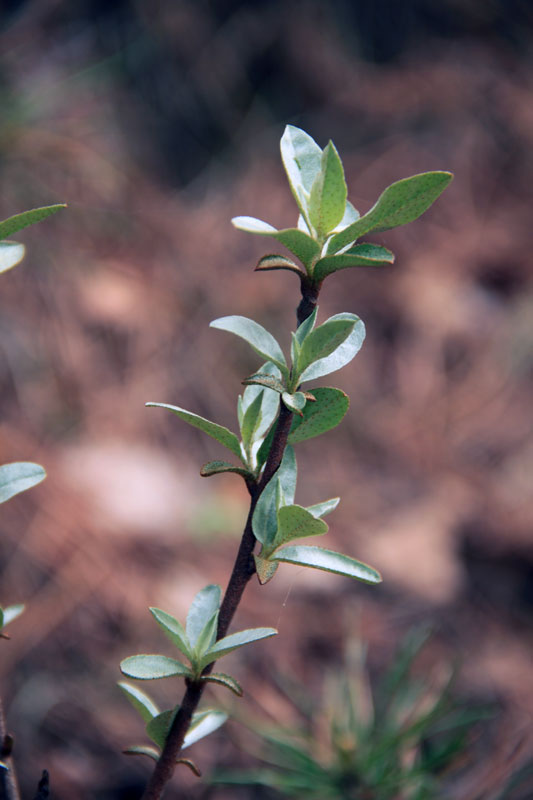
(0, 0), (532, 797)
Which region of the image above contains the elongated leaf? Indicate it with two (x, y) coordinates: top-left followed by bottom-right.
(0, 242), (25, 273)
(327, 172), (453, 253)
(149, 608), (192, 660)
(241, 362), (282, 441)
(252, 445), (297, 546)
(186, 585), (221, 648)
(0, 204), (66, 240)
(308, 141), (347, 236)
(147, 708), (177, 749)
(280, 125), (323, 211)
(183, 709), (228, 749)
(200, 461), (254, 480)
(272, 504), (328, 551)
(118, 681), (160, 723)
(293, 306), (317, 347)
(0, 462), (46, 504)
(331, 200), (360, 232)
(314, 243), (394, 281)
(255, 254), (305, 277)
(210, 316), (288, 378)
(241, 390), (264, 449)
(295, 318), (356, 379)
(193, 611), (219, 660)
(146, 403), (242, 461)
(200, 673), (243, 697)
(306, 497), (340, 519)
(242, 373), (286, 394)
(231, 218), (320, 269)
(298, 314), (365, 383)
(288, 387), (349, 444)
(254, 555), (279, 585)
(201, 627), (278, 667)
(275, 445), (297, 504)
(120, 655), (192, 680)
(1, 604), (25, 628)
(281, 392), (306, 415)
(123, 744), (160, 761)
(272, 545), (382, 583)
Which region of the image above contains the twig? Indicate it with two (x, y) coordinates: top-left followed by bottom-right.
(140, 284), (319, 800)
(0, 698), (20, 800)
(32, 770), (50, 800)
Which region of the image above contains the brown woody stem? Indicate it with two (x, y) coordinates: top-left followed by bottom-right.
(140, 283), (316, 799)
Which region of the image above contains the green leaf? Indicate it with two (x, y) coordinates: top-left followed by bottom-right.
(1, 604), (25, 629)
(0, 204), (66, 240)
(242, 373), (286, 394)
(240, 391), (264, 450)
(327, 172), (453, 254)
(0, 242), (25, 273)
(120, 655), (192, 680)
(146, 403), (242, 461)
(241, 362), (282, 442)
(147, 708), (177, 749)
(193, 610), (219, 661)
(331, 200), (360, 232)
(231, 218), (320, 270)
(254, 555), (279, 585)
(201, 627), (278, 667)
(252, 446), (297, 546)
(118, 682), (160, 723)
(255, 254), (306, 277)
(186, 585), (221, 648)
(149, 608), (192, 660)
(0, 462), (46, 505)
(200, 672), (244, 697)
(295, 318), (356, 380)
(281, 392), (306, 415)
(308, 141), (347, 237)
(314, 243), (395, 281)
(176, 758), (202, 777)
(272, 545), (382, 583)
(298, 314), (365, 383)
(272, 504), (328, 551)
(288, 387), (349, 444)
(280, 125), (323, 218)
(210, 316), (288, 379)
(183, 709), (228, 749)
(123, 744), (160, 762)
(306, 497), (340, 519)
(200, 461), (254, 480)
(293, 307), (317, 348)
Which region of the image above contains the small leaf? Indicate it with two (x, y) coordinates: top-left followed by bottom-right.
(280, 125), (323, 218)
(177, 758), (202, 777)
(308, 141), (347, 236)
(1, 604), (25, 629)
(255, 254), (305, 277)
(272, 545), (382, 583)
(298, 314), (365, 383)
(0, 242), (25, 274)
(200, 461), (254, 480)
(120, 655), (192, 680)
(183, 709), (228, 749)
(314, 243), (395, 281)
(118, 682), (160, 723)
(123, 745), (160, 762)
(147, 708), (177, 749)
(254, 555), (279, 585)
(240, 391), (264, 450)
(242, 373), (286, 395)
(186, 585), (221, 648)
(272, 504), (328, 551)
(231, 218), (320, 270)
(210, 316), (288, 379)
(193, 610), (219, 661)
(146, 403), (242, 461)
(241, 362), (282, 441)
(288, 387), (349, 444)
(201, 627), (278, 667)
(0, 462), (46, 505)
(327, 172), (453, 254)
(331, 200), (360, 232)
(0, 204), (66, 240)
(252, 446), (297, 546)
(295, 318), (356, 380)
(281, 392), (306, 415)
(200, 672), (244, 697)
(306, 497), (340, 519)
(293, 306), (317, 348)
(149, 608), (192, 660)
